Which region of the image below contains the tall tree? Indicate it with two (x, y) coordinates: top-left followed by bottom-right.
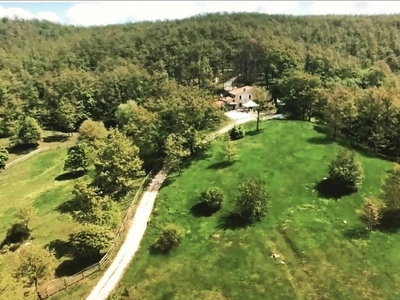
(93, 130), (145, 200)
(164, 133), (190, 175)
(64, 143), (89, 173)
(276, 71), (322, 121)
(13, 116), (42, 146)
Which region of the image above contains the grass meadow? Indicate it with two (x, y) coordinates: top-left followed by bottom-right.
(111, 120), (399, 300)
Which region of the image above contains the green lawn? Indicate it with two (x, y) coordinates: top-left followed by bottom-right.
(112, 120), (399, 300)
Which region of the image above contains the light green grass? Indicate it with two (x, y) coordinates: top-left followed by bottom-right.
(112, 120), (399, 300)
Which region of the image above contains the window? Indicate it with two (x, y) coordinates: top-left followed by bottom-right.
(239, 103), (242, 107)
(239, 95), (242, 100)
(249, 95), (252, 100)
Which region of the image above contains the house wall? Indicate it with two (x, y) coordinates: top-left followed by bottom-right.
(234, 89), (253, 107)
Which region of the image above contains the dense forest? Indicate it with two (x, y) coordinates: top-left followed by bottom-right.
(1, 12), (400, 165)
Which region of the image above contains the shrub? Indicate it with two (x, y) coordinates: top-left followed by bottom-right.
(151, 224), (184, 254)
(199, 187), (225, 211)
(229, 125), (245, 141)
(0, 148), (8, 170)
(328, 148), (364, 192)
(235, 177), (269, 223)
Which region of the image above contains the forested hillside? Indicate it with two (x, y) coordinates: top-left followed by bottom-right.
(1, 12), (400, 160)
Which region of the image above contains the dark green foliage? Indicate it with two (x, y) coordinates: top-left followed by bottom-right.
(64, 143), (89, 173)
(0, 148), (8, 169)
(380, 165), (400, 212)
(229, 126), (245, 141)
(69, 224), (113, 258)
(14, 117), (41, 146)
(199, 187), (225, 211)
(151, 224), (184, 254)
(328, 148), (364, 192)
(235, 177), (269, 223)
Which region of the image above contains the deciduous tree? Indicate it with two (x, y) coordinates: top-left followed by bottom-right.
(13, 243), (55, 299)
(358, 197), (384, 231)
(93, 130), (145, 200)
(0, 147), (8, 170)
(164, 133), (190, 175)
(69, 224), (113, 258)
(222, 140), (238, 163)
(14, 116), (42, 146)
(64, 143), (89, 173)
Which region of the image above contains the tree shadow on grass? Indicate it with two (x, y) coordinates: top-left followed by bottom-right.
(377, 210), (400, 233)
(315, 178), (354, 200)
(42, 135), (70, 143)
(46, 239), (73, 259)
(7, 144), (38, 155)
(160, 176), (176, 189)
(55, 170), (86, 181)
(246, 129), (265, 137)
(307, 136), (334, 145)
(342, 226), (370, 240)
(207, 161), (234, 170)
(217, 212), (250, 230)
(190, 202), (219, 217)
(55, 254), (103, 277)
(55, 200), (74, 214)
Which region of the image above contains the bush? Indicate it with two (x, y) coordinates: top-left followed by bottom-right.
(151, 224), (184, 254)
(199, 187), (225, 211)
(229, 125), (245, 141)
(235, 177), (269, 223)
(328, 148), (364, 192)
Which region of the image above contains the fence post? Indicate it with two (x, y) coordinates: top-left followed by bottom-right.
(81, 271), (84, 279)
(98, 262), (101, 270)
(64, 278), (67, 288)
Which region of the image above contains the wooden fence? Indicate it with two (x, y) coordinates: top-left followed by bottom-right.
(37, 170), (154, 299)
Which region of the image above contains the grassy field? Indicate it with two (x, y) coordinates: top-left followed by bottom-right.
(111, 120), (399, 300)
(0, 130), (78, 164)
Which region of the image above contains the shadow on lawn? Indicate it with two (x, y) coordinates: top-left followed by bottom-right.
(207, 161), (234, 170)
(46, 239), (73, 259)
(245, 128), (265, 137)
(42, 134), (70, 143)
(307, 136), (334, 145)
(342, 226), (370, 240)
(315, 178), (354, 200)
(55, 170), (86, 181)
(190, 202), (219, 217)
(55, 200), (74, 214)
(217, 212), (250, 230)
(55, 254), (103, 277)
(7, 143), (38, 155)
(377, 210), (400, 233)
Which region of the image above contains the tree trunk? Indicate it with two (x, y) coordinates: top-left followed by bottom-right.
(35, 278), (42, 300)
(256, 111), (260, 132)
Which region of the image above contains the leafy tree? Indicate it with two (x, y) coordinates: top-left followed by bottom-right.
(235, 177), (269, 223)
(14, 203), (38, 231)
(13, 243), (55, 299)
(93, 130), (145, 200)
(63, 143), (89, 173)
(380, 165), (400, 211)
(13, 116), (41, 146)
(69, 224), (113, 258)
(319, 85), (355, 139)
(77, 119), (107, 143)
(0, 147), (8, 170)
(164, 133), (190, 175)
(151, 224), (184, 254)
(358, 197), (384, 231)
(222, 140), (238, 163)
(253, 86), (273, 132)
(328, 148), (364, 192)
(70, 181), (119, 228)
(199, 187), (225, 211)
(229, 125), (245, 141)
(276, 71), (322, 121)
